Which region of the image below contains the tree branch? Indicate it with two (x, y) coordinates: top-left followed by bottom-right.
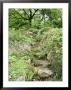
(31, 9), (39, 18)
(23, 9), (29, 18)
(14, 9), (28, 20)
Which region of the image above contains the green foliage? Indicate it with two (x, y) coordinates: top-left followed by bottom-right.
(9, 54), (36, 81)
(9, 9), (27, 29)
(9, 9), (62, 29)
(46, 9), (62, 28)
(32, 15), (41, 29)
(32, 27), (62, 80)
(46, 28), (62, 80)
(9, 28), (34, 44)
(9, 8), (62, 81)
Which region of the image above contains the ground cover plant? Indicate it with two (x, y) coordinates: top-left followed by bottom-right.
(8, 8), (62, 81)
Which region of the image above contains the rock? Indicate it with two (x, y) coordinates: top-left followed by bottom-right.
(35, 66), (53, 78)
(16, 76), (25, 81)
(27, 31), (33, 35)
(34, 60), (48, 67)
(26, 59), (32, 64)
(47, 50), (53, 62)
(18, 43), (31, 51)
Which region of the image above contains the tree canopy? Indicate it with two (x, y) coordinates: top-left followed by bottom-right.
(9, 9), (62, 29)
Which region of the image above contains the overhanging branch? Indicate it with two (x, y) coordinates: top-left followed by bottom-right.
(14, 9), (28, 20)
(23, 9), (29, 18)
(31, 9), (39, 18)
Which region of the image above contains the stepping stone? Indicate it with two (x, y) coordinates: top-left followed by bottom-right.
(16, 76), (25, 81)
(34, 60), (48, 67)
(18, 43), (31, 51)
(35, 66), (53, 78)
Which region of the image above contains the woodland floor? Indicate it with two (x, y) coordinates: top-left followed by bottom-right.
(9, 27), (62, 81)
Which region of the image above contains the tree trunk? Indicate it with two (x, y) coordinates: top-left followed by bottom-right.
(29, 19), (32, 27)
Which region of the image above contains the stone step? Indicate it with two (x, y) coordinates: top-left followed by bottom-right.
(35, 66), (53, 78)
(16, 76), (25, 81)
(33, 60), (48, 67)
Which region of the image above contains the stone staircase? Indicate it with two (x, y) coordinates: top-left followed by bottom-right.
(16, 59), (53, 81)
(34, 60), (53, 79)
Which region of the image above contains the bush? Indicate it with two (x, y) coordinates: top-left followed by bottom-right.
(46, 28), (62, 80)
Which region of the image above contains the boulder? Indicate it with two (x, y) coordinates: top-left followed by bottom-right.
(34, 60), (48, 67)
(35, 66), (53, 78)
(16, 76), (25, 81)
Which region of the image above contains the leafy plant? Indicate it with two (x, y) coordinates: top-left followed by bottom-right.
(9, 8), (62, 81)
